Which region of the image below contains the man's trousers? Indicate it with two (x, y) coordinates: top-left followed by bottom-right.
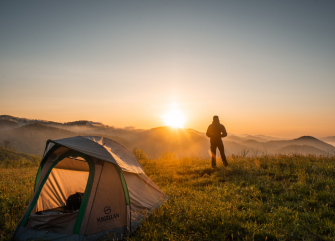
(210, 141), (228, 167)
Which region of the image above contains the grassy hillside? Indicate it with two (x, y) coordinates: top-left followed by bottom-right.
(0, 123), (76, 155)
(0, 147), (40, 167)
(133, 154), (335, 240)
(0, 123), (131, 156)
(1, 154), (334, 240)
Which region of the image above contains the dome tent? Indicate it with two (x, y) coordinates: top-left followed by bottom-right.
(12, 136), (168, 240)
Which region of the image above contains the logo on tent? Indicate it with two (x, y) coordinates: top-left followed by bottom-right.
(104, 206), (111, 215)
(97, 213), (120, 223)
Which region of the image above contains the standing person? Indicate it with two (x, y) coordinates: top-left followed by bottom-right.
(206, 116), (228, 168)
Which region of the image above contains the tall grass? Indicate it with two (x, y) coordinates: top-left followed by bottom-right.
(130, 154), (335, 240)
(0, 146), (40, 168)
(1, 154), (334, 240)
(0, 166), (38, 240)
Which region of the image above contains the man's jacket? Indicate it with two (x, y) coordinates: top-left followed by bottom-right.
(206, 121), (227, 143)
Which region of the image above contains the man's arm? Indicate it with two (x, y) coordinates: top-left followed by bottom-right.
(206, 125), (212, 138)
(221, 125), (227, 137)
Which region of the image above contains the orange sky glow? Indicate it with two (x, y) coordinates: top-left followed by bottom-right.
(1, 1), (334, 138)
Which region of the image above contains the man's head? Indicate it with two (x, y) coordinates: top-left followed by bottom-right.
(213, 115), (219, 122)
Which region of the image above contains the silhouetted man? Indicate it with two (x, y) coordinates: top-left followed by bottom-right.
(206, 116), (228, 168)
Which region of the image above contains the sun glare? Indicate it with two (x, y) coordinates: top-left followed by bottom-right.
(163, 109), (186, 128)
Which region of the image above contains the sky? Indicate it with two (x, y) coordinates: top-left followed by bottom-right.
(0, 1), (334, 137)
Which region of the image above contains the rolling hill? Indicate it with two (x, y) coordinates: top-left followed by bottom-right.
(0, 115), (145, 140)
(320, 136), (335, 147)
(0, 120), (19, 130)
(268, 136), (335, 153)
(0, 146), (40, 163)
(276, 145), (327, 156)
(236, 137), (335, 156)
(130, 126), (209, 157)
(0, 123), (131, 156)
(0, 123), (76, 155)
(1, 115), (334, 157)
(224, 135), (245, 143)
(243, 135), (268, 142)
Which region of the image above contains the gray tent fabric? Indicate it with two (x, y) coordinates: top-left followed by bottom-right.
(12, 136), (168, 241)
(123, 172), (167, 221)
(83, 136), (144, 174)
(52, 136), (119, 166)
(84, 162), (127, 235)
(53, 136), (145, 174)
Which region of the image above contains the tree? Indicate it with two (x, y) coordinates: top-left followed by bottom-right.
(133, 148), (149, 160)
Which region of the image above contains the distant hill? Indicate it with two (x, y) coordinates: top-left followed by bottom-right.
(235, 139), (279, 154)
(63, 120), (105, 127)
(254, 134), (283, 141)
(0, 115), (59, 126)
(129, 127), (273, 158)
(0, 115), (145, 140)
(223, 136), (335, 156)
(319, 136), (335, 147)
(0, 119), (19, 129)
(224, 135), (245, 143)
(320, 136), (335, 142)
(237, 136), (335, 156)
(130, 126), (209, 157)
(225, 134), (283, 143)
(1, 115), (333, 157)
(244, 135), (268, 142)
(221, 141), (250, 156)
(268, 136), (335, 153)
(0, 123), (131, 156)
(0, 123), (76, 155)
(55, 124), (145, 140)
(238, 134), (281, 142)
(276, 145), (327, 156)
(240, 140), (271, 152)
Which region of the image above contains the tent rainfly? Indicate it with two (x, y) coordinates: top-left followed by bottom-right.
(12, 136), (168, 240)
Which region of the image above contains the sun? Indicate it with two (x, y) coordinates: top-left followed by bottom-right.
(163, 109), (186, 128)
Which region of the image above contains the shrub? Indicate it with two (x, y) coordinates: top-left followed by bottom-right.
(133, 148), (149, 160)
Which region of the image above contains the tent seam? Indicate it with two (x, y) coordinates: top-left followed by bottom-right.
(82, 136), (145, 173)
(83, 161), (104, 235)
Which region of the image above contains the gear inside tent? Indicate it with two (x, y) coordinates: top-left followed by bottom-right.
(12, 136), (168, 241)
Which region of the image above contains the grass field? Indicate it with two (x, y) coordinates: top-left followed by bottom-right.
(1, 154), (335, 240)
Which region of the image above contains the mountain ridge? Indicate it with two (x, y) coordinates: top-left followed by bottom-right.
(1, 115), (334, 157)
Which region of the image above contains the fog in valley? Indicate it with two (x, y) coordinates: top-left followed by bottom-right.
(1, 115), (334, 158)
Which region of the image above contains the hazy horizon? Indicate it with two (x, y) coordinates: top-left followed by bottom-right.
(1, 1), (334, 137)
(1, 114), (334, 140)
